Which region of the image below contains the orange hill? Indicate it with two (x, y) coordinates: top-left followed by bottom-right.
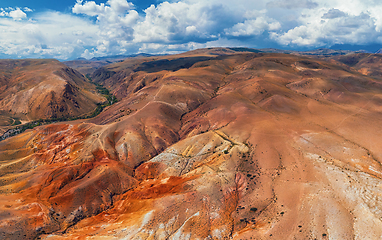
(0, 59), (105, 127)
(1, 49), (382, 239)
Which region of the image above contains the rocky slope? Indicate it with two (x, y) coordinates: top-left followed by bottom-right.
(327, 52), (382, 77)
(1, 49), (382, 239)
(63, 54), (154, 76)
(0, 59), (105, 129)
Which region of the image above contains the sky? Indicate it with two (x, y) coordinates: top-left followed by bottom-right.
(0, 0), (382, 60)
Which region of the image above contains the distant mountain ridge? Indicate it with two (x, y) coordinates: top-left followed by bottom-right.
(228, 47), (368, 56)
(64, 48), (380, 76)
(63, 53), (159, 75)
(89, 53), (154, 61)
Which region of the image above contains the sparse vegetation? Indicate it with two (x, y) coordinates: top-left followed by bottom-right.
(11, 118), (21, 126)
(250, 207), (258, 212)
(96, 85), (118, 105)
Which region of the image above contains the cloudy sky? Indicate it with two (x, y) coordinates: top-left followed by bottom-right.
(1, 0), (382, 60)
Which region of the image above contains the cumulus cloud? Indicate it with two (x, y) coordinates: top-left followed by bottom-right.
(322, 9), (347, 19)
(133, 2), (238, 44)
(0, 11), (99, 59)
(9, 9), (27, 20)
(23, 7), (33, 12)
(225, 10), (281, 37)
(266, 0), (318, 9)
(71, 0), (247, 56)
(0, 8), (28, 20)
(272, 8), (380, 47)
(72, 0), (139, 57)
(73, 0), (136, 23)
(72, 1), (108, 16)
(227, 20), (281, 37)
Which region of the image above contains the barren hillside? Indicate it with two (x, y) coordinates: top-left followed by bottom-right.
(0, 59), (105, 129)
(1, 49), (382, 239)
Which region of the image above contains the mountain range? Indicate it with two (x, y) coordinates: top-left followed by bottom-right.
(1, 48), (382, 239)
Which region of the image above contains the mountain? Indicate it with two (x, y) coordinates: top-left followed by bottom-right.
(63, 58), (126, 76)
(229, 47), (365, 56)
(63, 48), (374, 77)
(0, 59), (105, 129)
(316, 52), (382, 77)
(89, 53), (154, 61)
(329, 43), (382, 53)
(63, 53), (157, 76)
(2, 48), (382, 239)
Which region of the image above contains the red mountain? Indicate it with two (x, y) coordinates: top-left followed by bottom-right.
(1, 49), (382, 239)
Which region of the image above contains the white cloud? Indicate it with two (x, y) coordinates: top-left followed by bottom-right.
(23, 7), (33, 12)
(225, 10), (281, 37)
(267, 0), (318, 9)
(322, 9), (347, 19)
(0, 11), (99, 59)
(369, 5), (382, 32)
(272, 2), (382, 47)
(0, 8), (28, 20)
(71, 0), (244, 57)
(133, 2), (226, 43)
(72, 0), (139, 57)
(72, 1), (107, 16)
(9, 9), (27, 20)
(73, 0), (136, 22)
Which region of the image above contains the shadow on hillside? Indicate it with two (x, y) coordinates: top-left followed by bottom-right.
(134, 56), (214, 73)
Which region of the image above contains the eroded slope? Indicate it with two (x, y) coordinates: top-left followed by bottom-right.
(1, 50), (382, 239)
(0, 59), (105, 127)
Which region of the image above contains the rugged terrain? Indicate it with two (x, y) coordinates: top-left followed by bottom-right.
(0, 59), (105, 132)
(64, 54), (154, 76)
(1, 49), (382, 239)
(325, 52), (382, 77)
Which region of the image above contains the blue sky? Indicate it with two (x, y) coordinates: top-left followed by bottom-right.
(0, 0), (382, 60)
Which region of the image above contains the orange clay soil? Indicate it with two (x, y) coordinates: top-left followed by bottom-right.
(2, 49), (382, 239)
(0, 59), (105, 126)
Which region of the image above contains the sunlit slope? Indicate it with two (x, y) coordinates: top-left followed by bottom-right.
(0, 59), (105, 125)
